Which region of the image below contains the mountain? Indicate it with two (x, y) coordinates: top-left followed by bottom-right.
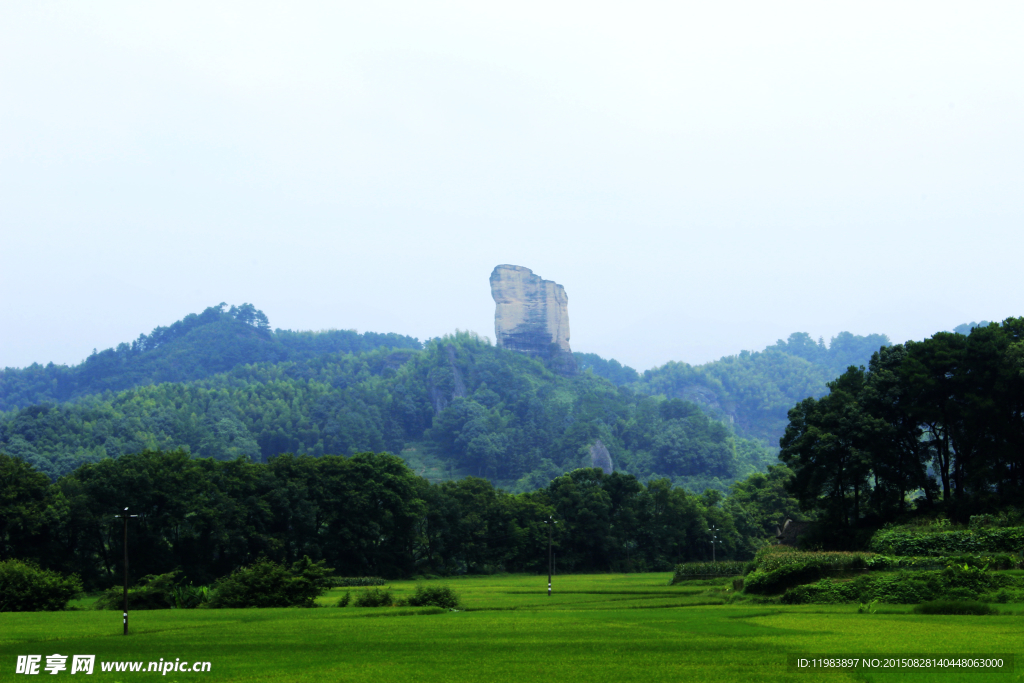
(0, 303), (421, 412)
(0, 305), (889, 493)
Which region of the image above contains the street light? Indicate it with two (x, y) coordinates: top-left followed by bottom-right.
(545, 516), (557, 596)
(113, 507), (139, 635)
(707, 524), (721, 564)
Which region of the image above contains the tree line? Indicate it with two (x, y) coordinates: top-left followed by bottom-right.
(0, 450), (799, 589)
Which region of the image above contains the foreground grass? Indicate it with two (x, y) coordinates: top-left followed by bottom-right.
(3, 573), (1021, 683)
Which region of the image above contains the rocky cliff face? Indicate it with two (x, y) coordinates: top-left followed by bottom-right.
(490, 265), (577, 375)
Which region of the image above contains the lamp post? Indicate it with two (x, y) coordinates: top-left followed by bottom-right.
(708, 524), (721, 564)
(114, 508), (139, 635)
(545, 516), (557, 596)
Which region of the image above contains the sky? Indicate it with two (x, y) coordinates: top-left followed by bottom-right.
(2, 1), (1022, 372)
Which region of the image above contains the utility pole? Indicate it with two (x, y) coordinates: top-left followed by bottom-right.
(708, 524), (720, 563)
(545, 516), (557, 596)
(114, 508), (139, 635)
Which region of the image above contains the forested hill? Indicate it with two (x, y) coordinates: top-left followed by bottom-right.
(0, 303), (890, 493)
(0, 303), (421, 412)
(0, 330), (778, 491)
(578, 331), (891, 446)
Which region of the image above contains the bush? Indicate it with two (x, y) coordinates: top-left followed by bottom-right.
(0, 560), (82, 612)
(337, 591), (351, 607)
(865, 554), (1016, 571)
(745, 563), (828, 595)
(750, 546), (874, 573)
(208, 556), (332, 608)
(782, 579), (863, 605)
(405, 585), (459, 609)
(171, 584), (210, 609)
(778, 566), (1024, 605)
(671, 561), (748, 583)
(95, 572), (210, 611)
(95, 571), (178, 610)
(913, 600), (998, 616)
(742, 546), (880, 595)
(354, 587), (394, 607)
(866, 572), (941, 604)
(869, 526), (1024, 556)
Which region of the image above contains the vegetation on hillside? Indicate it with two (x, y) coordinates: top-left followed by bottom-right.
(780, 318), (1024, 537)
(0, 304), (894, 491)
(0, 303), (421, 412)
(633, 331), (890, 445)
(0, 330), (779, 490)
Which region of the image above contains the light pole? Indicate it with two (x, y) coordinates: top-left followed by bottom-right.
(707, 524), (721, 564)
(545, 516), (557, 596)
(114, 507), (139, 635)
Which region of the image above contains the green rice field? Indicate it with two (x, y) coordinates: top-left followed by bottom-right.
(2, 573), (1021, 683)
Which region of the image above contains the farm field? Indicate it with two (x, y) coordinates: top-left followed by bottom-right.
(2, 573), (1021, 683)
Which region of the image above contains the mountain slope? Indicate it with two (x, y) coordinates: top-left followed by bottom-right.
(0, 303), (420, 411)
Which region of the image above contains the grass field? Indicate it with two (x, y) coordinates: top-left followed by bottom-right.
(2, 573), (1021, 683)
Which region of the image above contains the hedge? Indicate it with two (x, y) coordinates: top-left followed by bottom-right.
(869, 527), (1024, 556)
(865, 554), (1018, 571)
(781, 566), (1023, 605)
(331, 576), (387, 587)
(744, 546), (875, 595)
(750, 545), (875, 572)
(671, 561), (748, 583)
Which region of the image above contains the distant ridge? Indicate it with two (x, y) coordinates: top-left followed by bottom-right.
(0, 303), (421, 412)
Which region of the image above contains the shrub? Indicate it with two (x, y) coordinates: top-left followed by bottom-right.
(781, 579), (862, 605)
(354, 587), (394, 607)
(337, 591), (351, 607)
(95, 572), (210, 611)
(745, 563), (826, 595)
(750, 546), (874, 573)
(0, 559), (82, 612)
(913, 600), (998, 616)
(864, 553), (1016, 571)
(208, 556), (332, 608)
(864, 572), (940, 604)
(777, 566), (1024, 605)
(406, 585), (459, 609)
(869, 526), (1024, 556)
(171, 584), (210, 609)
(671, 561), (747, 583)
(96, 571), (179, 610)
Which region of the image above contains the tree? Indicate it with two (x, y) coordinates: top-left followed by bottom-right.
(779, 368), (874, 528)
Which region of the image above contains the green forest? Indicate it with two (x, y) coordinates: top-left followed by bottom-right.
(0, 301), (892, 489)
(2, 308), (1023, 598)
(0, 303), (890, 492)
(0, 449), (797, 588)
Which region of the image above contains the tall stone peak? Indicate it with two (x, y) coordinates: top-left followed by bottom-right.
(489, 265), (577, 375)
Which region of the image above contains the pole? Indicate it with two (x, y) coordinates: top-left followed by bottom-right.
(547, 520), (553, 597)
(114, 507), (139, 635)
(122, 510), (128, 635)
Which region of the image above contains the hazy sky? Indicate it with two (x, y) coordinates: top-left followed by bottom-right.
(2, 1), (1022, 372)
